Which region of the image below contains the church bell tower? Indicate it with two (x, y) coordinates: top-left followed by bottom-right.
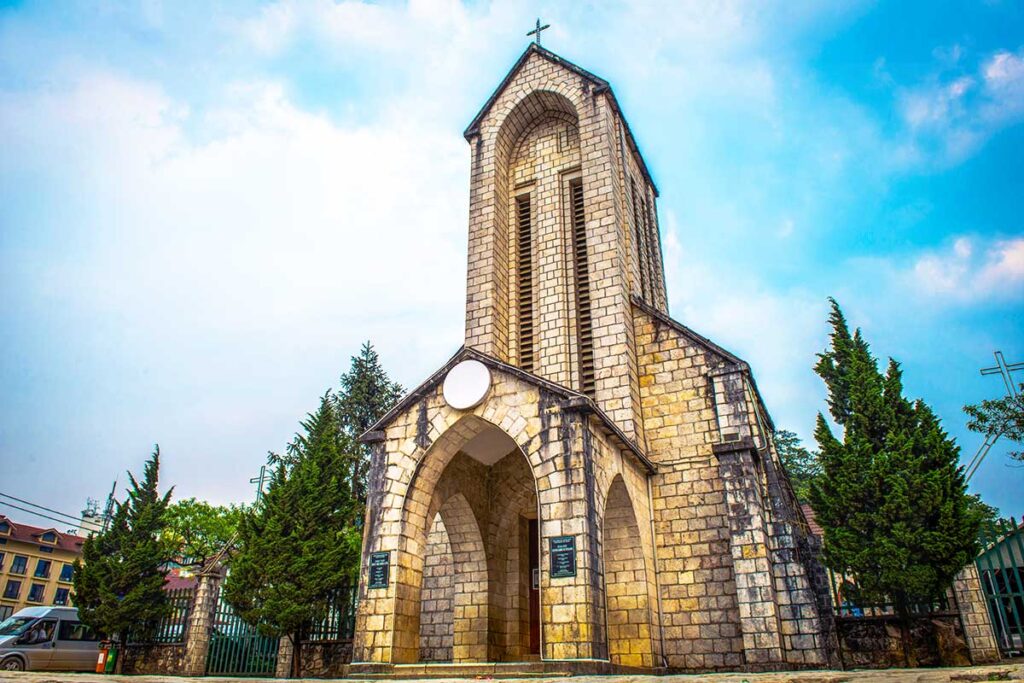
(462, 43), (667, 441)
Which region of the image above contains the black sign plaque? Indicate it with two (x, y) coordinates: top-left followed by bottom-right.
(368, 551), (390, 589)
(548, 535), (577, 579)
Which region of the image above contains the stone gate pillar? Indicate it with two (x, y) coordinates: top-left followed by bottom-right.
(953, 563), (1001, 664)
(182, 566), (224, 676)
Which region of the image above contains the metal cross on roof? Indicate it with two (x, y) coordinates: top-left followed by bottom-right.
(527, 18), (550, 46)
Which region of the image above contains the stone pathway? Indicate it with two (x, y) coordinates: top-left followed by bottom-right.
(1, 662), (1023, 683)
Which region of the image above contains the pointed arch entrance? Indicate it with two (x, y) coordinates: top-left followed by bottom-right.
(394, 416), (541, 664)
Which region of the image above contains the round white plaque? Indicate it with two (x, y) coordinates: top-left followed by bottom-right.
(443, 360), (492, 410)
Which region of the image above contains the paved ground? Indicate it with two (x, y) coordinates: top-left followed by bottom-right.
(1, 662), (1022, 683)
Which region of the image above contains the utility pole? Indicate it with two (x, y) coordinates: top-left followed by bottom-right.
(101, 479), (118, 531)
(965, 351), (1023, 482)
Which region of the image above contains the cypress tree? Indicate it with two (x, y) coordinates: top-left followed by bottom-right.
(336, 341), (403, 510)
(774, 429), (820, 502)
(809, 299), (981, 665)
(72, 447), (173, 667)
(224, 394), (361, 677)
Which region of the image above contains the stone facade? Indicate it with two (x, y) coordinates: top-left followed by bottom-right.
(351, 43), (994, 675)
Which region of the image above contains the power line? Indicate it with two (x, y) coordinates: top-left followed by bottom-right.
(0, 500), (101, 533)
(0, 492), (97, 528)
(0, 493), (103, 532)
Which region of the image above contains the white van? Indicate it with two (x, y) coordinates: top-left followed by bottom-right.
(0, 606), (100, 671)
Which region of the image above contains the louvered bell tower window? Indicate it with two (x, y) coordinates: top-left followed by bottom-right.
(516, 194), (535, 373)
(631, 179), (650, 302)
(569, 179), (595, 396)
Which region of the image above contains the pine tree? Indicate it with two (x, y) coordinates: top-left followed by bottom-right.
(224, 394), (362, 677)
(72, 447), (174, 665)
(336, 341), (403, 510)
(775, 429), (820, 502)
(809, 299), (981, 665)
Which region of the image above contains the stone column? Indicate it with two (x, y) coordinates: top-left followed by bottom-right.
(275, 637), (295, 678)
(181, 568), (223, 676)
(537, 406), (606, 661)
(953, 563), (1001, 664)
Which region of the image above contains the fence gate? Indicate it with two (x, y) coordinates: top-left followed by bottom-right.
(206, 595), (280, 676)
(976, 516), (1024, 657)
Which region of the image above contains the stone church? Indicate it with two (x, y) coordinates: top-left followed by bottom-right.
(351, 43), (836, 674)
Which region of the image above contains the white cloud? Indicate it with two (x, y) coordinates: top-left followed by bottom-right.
(0, 65), (472, 504)
(896, 46), (1024, 165)
(981, 49), (1024, 122)
(909, 236), (1024, 301)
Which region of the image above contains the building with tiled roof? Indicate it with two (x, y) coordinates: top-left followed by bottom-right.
(0, 515), (85, 620)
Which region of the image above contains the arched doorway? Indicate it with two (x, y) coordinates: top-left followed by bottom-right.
(602, 475), (655, 667)
(396, 417), (540, 664)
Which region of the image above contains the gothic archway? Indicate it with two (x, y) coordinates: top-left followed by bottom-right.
(393, 415), (542, 664)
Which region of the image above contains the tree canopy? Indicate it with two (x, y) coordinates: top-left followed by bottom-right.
(72, 447), (174, 655)
(163, 498), (244, 568)
(337, 341), (404, 508)
(964, 388), (1024, 462)
(223, 341), (402, 675)
(774, 429), (820, 503)
(809, 300), (981, 647)
(223, 394), (363, 670)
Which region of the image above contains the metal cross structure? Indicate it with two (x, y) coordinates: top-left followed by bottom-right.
(965, 350), (1023, 482)
(981, 350), (1023, 398)
(527, 18), (550, 46)
(249, 464), (268, 504)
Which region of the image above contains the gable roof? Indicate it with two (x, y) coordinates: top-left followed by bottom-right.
(463, 43), (659, 196)
(360, 346), (656, 474)
(0, 515), (86, 554)
(632, 296), (748, 369)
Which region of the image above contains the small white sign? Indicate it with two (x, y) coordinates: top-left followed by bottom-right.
(442, 360), (492, 410)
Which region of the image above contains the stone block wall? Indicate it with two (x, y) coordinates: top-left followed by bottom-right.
(296, 640), (354, 678)
(121, 643), (186, 675)
(419, 515), (454, 662)
(835, 614), (971, 668)
(633, 302), (834, 671)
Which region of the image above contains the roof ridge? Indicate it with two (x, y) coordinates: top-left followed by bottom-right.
(462, 43), (659, 195)
(632, 296), (748, 368)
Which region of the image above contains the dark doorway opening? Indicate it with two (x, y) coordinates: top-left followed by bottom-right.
(528, 518), (540, 655)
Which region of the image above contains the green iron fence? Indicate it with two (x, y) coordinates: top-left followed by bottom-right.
(976, 516), (1024, 656)
(153, 586), (193, 643)
(306, 586), (358, 642)
(206, 594), (279, 676)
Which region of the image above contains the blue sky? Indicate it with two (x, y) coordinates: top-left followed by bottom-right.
(1, 0), (1021, 526)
